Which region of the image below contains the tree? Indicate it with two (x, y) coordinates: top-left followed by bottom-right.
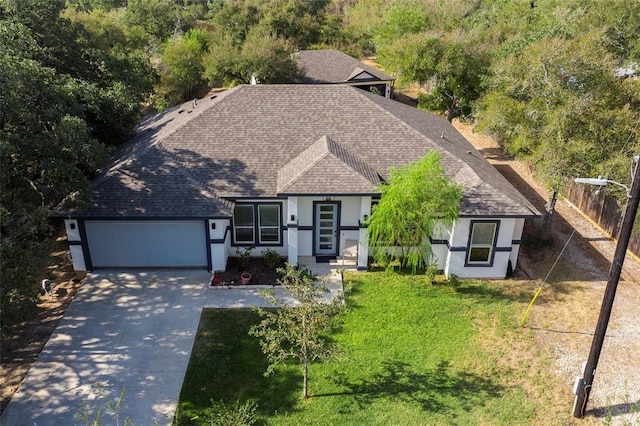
(202, 27), (302, 87)
(366, 151), (462, 273)
(249, 264), (344, 399)
(378, 33), (490, 122)
(1, 0), (153, 325)
(158, 28), (209, 103)
(476, 33), (639, 240)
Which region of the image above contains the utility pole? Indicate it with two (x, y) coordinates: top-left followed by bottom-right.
(572, 157), (640, 417)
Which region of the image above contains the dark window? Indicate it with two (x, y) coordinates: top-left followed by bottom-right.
(233, 204), (281, 245)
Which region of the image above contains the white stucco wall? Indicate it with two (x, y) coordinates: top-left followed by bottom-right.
(444, 217), (521, 279)
(64, 219), (87, 271)
(209, 219), (230, 271)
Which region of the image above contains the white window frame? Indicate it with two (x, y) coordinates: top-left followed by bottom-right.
(467, 221), (498, 265)
(258, 204), (280, 244)
(233, 203), (282, 245)
(233, 205), (255, 244)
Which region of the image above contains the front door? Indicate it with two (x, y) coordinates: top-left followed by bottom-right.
(314, 202), (339, 256)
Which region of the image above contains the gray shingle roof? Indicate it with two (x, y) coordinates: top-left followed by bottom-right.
(75, 84), (539, 218)
(277, 135), (383, 194)
(294, 50), (394, 84)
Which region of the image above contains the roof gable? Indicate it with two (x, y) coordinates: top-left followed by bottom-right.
(294, 49), (394, 84)
(277, 135), (383, 194)
(347, 69), (377, 81)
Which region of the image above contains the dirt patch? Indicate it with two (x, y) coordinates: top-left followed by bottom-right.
(212, 257), (283, 286)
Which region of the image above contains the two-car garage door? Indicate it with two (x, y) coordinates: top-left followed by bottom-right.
(85, 220), (208, 268)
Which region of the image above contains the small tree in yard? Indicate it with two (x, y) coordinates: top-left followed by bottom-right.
(249, 263), (344, 399)
(367, 151), (462, 273)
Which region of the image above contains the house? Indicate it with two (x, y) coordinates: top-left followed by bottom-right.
(293, 49), (395, 98)
(61, 84), (539, 279)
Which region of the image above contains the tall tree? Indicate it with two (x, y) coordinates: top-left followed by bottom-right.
(378, 34), (490, 122)
(158, 28), (209, 103)
(367, 151), (462, 273)
(477, 33), (639, 240)
(250, 264), (344, 399)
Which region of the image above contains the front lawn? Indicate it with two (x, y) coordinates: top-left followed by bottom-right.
(175, 272), (563, 425)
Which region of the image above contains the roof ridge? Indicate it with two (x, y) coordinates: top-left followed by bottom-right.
(277, 136), (331, 193)
(324, 137), (382, 185)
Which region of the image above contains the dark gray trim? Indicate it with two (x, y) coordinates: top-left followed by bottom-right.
(278, 192), (380, 197)
(68, 240), (83, 246)
(429, 239), (449, 246)
(340, 225), (359, 231)
(450, 246), (467, 252)
(78, 219), (92, 271)
(67, 215), (232, 220)
(512, 239), (522, 245)
(232, 202), (284, 247)
(495, 247), (513, 252)
(204, 219), (212, 272)
(299, 226), (313, 231)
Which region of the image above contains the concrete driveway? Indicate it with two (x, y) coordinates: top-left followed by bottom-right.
(1, 265), (343, 425)
(2, 270), (210, 425)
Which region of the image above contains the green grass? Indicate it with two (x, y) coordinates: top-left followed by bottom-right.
(175, 272), (544, 425)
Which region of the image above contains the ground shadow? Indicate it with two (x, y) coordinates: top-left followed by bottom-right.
(492, 164), (612, 284)
(589, 399), (640, 420)
(321, 359), (503, 416)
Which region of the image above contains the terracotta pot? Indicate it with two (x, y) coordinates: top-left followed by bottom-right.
(240, 272), (252, 285)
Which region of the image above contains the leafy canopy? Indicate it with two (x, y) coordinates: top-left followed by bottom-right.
(367, 151), (462, 273)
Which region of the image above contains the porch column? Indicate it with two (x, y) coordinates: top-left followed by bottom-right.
(357, 197), (371, 270)
(287, 197), (299, 266)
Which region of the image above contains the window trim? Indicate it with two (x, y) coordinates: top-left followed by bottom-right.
(258, 204), (280, 244)
(232, 203), (282, 246)
(233, 205), (255, 244)
(465, 220), (499, 267)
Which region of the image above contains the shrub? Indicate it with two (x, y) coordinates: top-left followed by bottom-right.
(262, 248), (282, 269)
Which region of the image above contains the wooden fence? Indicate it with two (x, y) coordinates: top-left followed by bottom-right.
(565, 184), (640, 258)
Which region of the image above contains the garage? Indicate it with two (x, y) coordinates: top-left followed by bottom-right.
(84, 220), (208, 268)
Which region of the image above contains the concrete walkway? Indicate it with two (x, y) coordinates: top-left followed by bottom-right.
(1, 263), (344, 425)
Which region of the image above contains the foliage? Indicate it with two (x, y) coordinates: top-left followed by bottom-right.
(235, 246), (254, 270)
(476, 33), (640, 203)
(0, 0), (153, 325)
(379, 33), (490, 121)
(201, 399), (258, 426)
(367, 151), (462, 273)
(202, 27), (302, 87)
(158, 28), (209, 104)
(261, 248), (282, 269)
(75, 386), (132, 426)
(250, 263), (344, 398)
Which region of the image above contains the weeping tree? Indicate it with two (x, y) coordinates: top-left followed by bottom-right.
(367, 151), (463, 273)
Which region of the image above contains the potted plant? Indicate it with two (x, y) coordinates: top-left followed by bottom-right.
(240, 272), (252, 285)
